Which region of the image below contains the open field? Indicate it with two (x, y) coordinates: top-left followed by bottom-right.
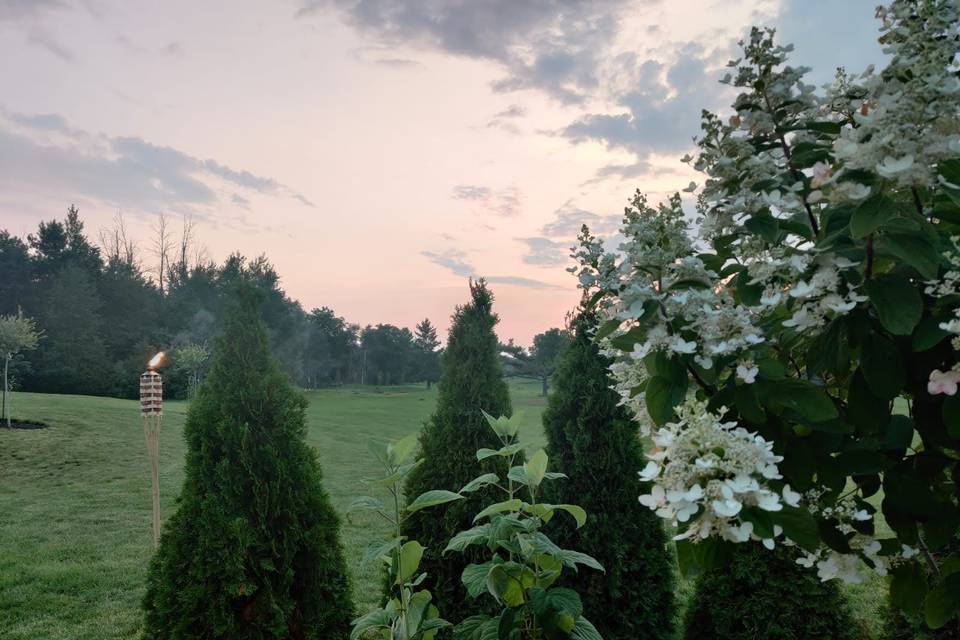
(0, 380), (887, 639)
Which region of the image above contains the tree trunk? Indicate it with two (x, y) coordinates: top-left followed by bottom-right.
(3, 355), (8, 428)
(541, 376), (548, 397)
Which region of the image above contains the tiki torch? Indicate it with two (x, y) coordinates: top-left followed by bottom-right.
(140, 352), (164, 548)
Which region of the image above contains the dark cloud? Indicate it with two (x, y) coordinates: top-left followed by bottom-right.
(516, 236), (570, 267)
(452, 184), (521, 217)
(421, 247), (562, 289)
(0, 110), (313, 216)
(298, 0), (635, 104)
(559, 43), (731, 159)
(540, 200), (619, 238)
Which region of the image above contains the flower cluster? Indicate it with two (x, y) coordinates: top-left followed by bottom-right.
(637, 398), (792, 546)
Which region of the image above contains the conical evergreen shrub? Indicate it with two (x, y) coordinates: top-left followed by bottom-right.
(683, 542), (857, 640)
(142, 287), (353, 640)
(399, 278), (512, 615)
(542, 311), (675, 640)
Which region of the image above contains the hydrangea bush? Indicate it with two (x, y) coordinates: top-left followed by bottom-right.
(573, 0), (960, 629)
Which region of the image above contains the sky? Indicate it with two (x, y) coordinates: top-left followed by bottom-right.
(0, 0), (883, 343)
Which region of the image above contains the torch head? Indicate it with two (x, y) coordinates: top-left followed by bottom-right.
(147, 351), (165, 371)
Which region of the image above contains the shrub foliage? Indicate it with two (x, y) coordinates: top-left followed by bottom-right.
(142, 287), (353, 639)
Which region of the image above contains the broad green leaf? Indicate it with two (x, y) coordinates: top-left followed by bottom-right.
(524, 449), (549, 488)
(557, 549), (603, 572)
(771, 506), (820, 553)
(481, 409), (519, 439)
(849, 194), (899, 238)
(395, 541), (425, 585)
(473, 499), (522, 522)
(570, 617), (603, 640)
(925, 573), (960, 629)
(551, 504), (587, 528)
(461, 563), (495, 599)
(444, 525), (490, 554)
(891, 561), (928, 616)
(645, 375), (678, 426)
(866, 274), (923, 336)
(913, 316), (950, 352)
(486, 564), (535, 606)
(476, 442), (524, 461)
(388, 433), (419, 466)
(362, 537), (402, 566)
(762, 379), (838, 422)
(349, 609), (391, 640)
(594, 318), (621, 341)
(406, 490), (464, 513)
(861, 334), (905, 399)
(880, 233), (941, 280)
(460, 473), (500, 493)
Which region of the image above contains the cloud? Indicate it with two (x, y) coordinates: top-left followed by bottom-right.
(298, 0), (635, 104)
(421, 246), (562, 289)
(0, 0), (65, 21)
(420, 248), (473, 277)
(540, 200), (619, 238)
(0, 109), (314, 217)
(495, 104), (527, 119)
(516, 236), (570, 267)
(559, 43), (731, 161)
(452, 184), (521, 217)
(27, 28), (77, 62)
(160, 42), (181, 56)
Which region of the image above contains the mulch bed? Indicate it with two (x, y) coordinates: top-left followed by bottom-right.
(1, 419), (48, 430)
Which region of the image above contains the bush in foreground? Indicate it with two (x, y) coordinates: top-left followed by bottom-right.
(543, 311), (676, 640)
(683, 542), (858, 640)
(142, 286), (353, 639)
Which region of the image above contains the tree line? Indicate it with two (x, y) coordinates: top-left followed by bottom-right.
(0, 206), (443, 399)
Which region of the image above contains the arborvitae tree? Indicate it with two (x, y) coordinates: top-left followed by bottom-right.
(142, 287), (353, 640)
(399, 279), (512, 615)
(542, 312), (675, 640)
(683, 543), (857, 640)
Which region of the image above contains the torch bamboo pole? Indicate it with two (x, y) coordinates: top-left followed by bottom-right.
(143, 413), (162, 547)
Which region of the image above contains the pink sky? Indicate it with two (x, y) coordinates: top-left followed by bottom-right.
(0, 0), (881, 343)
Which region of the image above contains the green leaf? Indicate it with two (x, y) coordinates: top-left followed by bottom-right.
(556, 549), (604, 572)
(395, 541), (425, 585)
(594, 318), (621, 341)
(445, 525), (490, 554)
(523, 450), (549, 488)
(891, 561), (928, 616)
(473, 499), (522, 522)
(460, 473), (501, 494)
(866, 274), (923, 336)
(482, 410), (519, 439)
(387, 433), (419, 465)
(350, 609), (391, 640)
(486, 564), (534, 606)
(461, 563), (494, 599)
(675, 538), (732, 578)
(762, 379), (838, 422)
(771, 506), (820, 553)
(362, 537), (402, 566)
(645, 375), (681, 426)
(551, 504), (587, 528)
(406, 490), (464, 513)
(348, 496), (385, 515)
(925, 573), (960, 629)
(570, 617), (603, 640)
(740, 507), (775, 539)
(849, 194), (899, 238)
(880, 233), (941, 280)
(913, 316), (950, 352)
(476, 442), (524, 461)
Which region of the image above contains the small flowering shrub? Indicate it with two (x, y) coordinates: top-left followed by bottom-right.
(348, 434), (461, 640)
(448, 412), (605, 639)
(573, 0), (960, 631)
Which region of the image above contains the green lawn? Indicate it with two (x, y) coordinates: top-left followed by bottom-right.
(0, 379), (888, 639)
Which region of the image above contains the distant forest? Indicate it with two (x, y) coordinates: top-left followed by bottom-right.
(0, 206), (443, 399)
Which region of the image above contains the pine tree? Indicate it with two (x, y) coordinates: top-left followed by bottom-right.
(142, 286), (353, 640)
(542, 311), (675, 640)
(399, 279), (512, 615)
(683, 543), (856, 640)
(413, 318), (441, 389)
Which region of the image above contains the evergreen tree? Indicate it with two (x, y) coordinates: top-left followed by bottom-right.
(413, 318), (441, 388)
(142, 287), (353, 640)
(399, 279), (512, 615)
(683, 543), (856, 640)
(542, 312), (675, 640)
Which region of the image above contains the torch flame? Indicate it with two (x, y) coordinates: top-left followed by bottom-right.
(147, 351), (165, 370)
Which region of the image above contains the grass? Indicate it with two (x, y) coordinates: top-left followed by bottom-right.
(0, 379), (889, 639)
